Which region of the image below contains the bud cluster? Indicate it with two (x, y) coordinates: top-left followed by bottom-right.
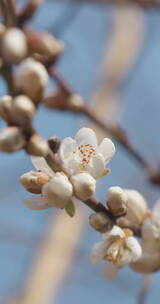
(0, 18), (65, 155)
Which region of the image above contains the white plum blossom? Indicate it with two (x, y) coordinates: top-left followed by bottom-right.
(59, 128), (115, 179)
(91, 225), (142, 279)
(24, 156), (73, 210)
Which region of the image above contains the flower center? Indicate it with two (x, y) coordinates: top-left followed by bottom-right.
(74, 144), (96, 168)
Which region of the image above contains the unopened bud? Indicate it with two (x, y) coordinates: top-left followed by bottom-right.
(27, 30), (64, 57)
(20, 170), (50, 194)
(89, 212), (113, 233)
(1, 28), (27, 64)
(107, 186), (128, 217)
(43, 89), (68, 110)
(11, 95), (36, 125)
(0, 127), (25, 152)
(27, 134), (48, 157)
(0, 95), (12, 122)
(48, 136), (61, 153)
(42, 172), (73, 208)
(14, 58), (48, 102)
(130, 253), (160, 274)
(70, 172), (96, 200)
(124, 189), (148, 226)
(67, 94), (84, 112)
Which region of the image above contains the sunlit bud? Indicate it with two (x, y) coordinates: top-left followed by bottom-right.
(107, 186), (128, 217)
(42, 172), (73, 208)
(70, 172), (96, 200)
(0, 127), (25, 152)
(48, 136), (61, 153)
(27, 134), (49, 157)
(67, 94), (85, 112)
(89, 212), (113, 233)
(11, 95), (36, 125)
(0, 95), (12, 122)
(27, 30), (64, 57)
(130, 253), (160, 273)
(14, 58), (48, 102)
(1, 28), (27, 64)
(124, 189), (148, 226)
(20, 170), (50, 194)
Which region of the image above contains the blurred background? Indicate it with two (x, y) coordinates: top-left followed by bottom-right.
(0, 0), (160, 303)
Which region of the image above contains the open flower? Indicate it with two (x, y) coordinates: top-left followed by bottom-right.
(91, 225), (142, 279)
(23, 156), (73, 210)
(59, 128), (115, 179)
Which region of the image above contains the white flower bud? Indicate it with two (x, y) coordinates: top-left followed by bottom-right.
(89, 212), (113, 233)
(27, 134), (48, 157)
(0, 127), (25, 152)
(124, 189), (148, 226)
(70, 172), (96, 200)
(0, 95), (12, 122)
(14, 58), (48, 102)
(11, 95), (36, 125)
(107, 186), (128, 217)
(1, 28), (27, 63)
(42, 172), (73, 208)
(20, 170), (50, 194)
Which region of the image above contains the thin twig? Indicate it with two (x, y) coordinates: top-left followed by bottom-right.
(0, 0), (10, 25)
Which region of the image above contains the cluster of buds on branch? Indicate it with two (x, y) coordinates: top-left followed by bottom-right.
(19, 127), (160, 279)
(0, 0), (160, 282)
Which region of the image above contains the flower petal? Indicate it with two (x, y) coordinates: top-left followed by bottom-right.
(91, 241), (107, 264)
(23, 195), (50, 210)
(109, 225), (125, 239)
(88, 153), (105, 179)
(75, 128), (97, 148)
(59, 137), (76, 163)
(31, 156), (54, 177)
(104, 262), (118, 280)
(126, 236), (142, 261)
(98, 138), (115, 164)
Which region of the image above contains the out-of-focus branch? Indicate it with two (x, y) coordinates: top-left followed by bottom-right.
(18, 0), (44, 26)
(9, 210), (86, 304)
(58, 0), (160, 9)
(138, 275), (152, 304)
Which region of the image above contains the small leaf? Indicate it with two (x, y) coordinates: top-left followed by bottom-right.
(65, 200), (76, 217)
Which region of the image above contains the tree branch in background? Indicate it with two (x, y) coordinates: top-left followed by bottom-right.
(138, 275), (152, 304)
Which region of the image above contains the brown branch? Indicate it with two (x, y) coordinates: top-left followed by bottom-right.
(18, 0), (43, 27)
(0, 0), (10, 25)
